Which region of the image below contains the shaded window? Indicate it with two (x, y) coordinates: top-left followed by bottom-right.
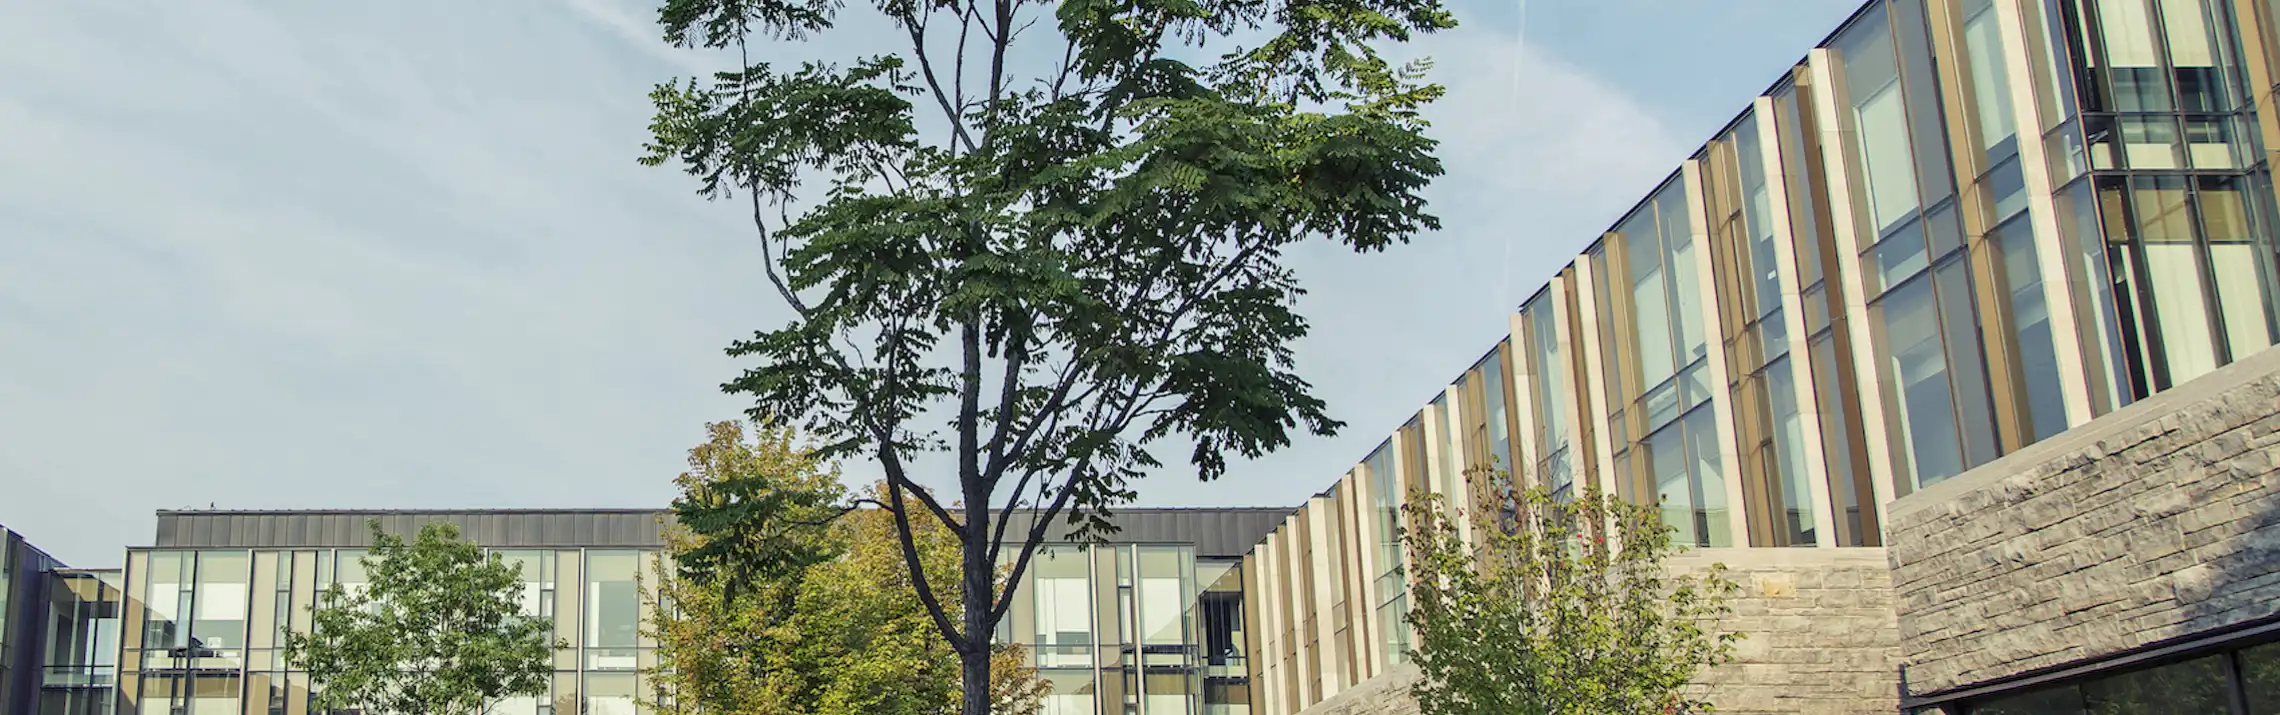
(584, 551), (641, 670)
(1033, 547), (1095, 668)
(1998, 218), (2070, 444)
(1879, 275), (1966, 487)
(1523, 297), (1571, 496)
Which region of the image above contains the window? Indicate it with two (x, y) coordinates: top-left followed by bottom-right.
(1043, 671), (1098, 715)
(585, 673), (638, 715)
(191, 552), (249, 654)
(1880, 275), (1966, 487)
(584, 551), (641, 670)
(1960, 0), (2018, 153)
(1998, 219), (2070, 444)
(1837, 6), (1919, 236)
(1523, 297), (1571, 496)
(143, 552), (190, 653)
(1033, 547), (1094, 668)
(1365, 442), (1408, 666)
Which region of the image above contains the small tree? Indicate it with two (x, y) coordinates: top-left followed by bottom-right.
(649, 420), (1045, 715)
(1403, 482), (1741, 715)
(283, 521), (556, 715)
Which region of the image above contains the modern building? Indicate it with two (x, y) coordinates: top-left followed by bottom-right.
(2, 526), (66, 715)
(66, 507), (1280, 715)
(15, 0), (2280, 713)
(1233, 0), (2280, 713)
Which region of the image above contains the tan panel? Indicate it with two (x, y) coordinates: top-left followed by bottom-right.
(1809, 46), (1902, 537)
(249, 551), (279, 650)
(1570, 258), (1622, 501)
(1989, 0), (2100, 424)
(287, 551), (316, 638)
(1251, 530), (1280, 715)
(1754, 93), (1843, 547)
(1681, 159), (1755, 548)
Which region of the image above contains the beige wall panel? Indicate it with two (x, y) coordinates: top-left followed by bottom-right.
(1567, 264), (1623, 500)
(1753, 94), (1843, 547)
(1992, 0), (2096, 428)
(1808, 47), (1901, 536)
(1682, 159), (1756, 548)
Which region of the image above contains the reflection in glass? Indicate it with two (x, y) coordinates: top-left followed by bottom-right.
(2135, 177), (2222, 382)
(1033, 547), (1095, 668)
(1999, 221), (2069, 444)
(191, 552), (249, 653)
(1881, 277), (1965, 487)
(585, 673), (638, 715)
(585, 551), (641, 670)
(1044, 671), (1099, 715)
(1524, 300), (1570, 496)
(2198, 177), (2276, 362)
(1838, 6), (1919, 235)
(143, 552), (189, 653)
(2080, 654), (2230, 713)
(1764, 359), (1815, 545)
(1970, 682), (2083, 714)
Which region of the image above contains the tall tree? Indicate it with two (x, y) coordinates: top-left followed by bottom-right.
(650, 420), (1045, 715)
(639, 0), (1453, 708)
(283, 522), (556, 715)
(1402, 484), (1742, 715)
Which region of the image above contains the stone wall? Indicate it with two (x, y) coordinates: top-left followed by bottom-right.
(1886, 345), (2280, 695)
(1679, 548), (1902, 714)
(1288, 549), (1902, 715)
(1287, 666), (1421, 715)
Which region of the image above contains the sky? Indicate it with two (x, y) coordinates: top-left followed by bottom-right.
(0, 0), (1859, 567)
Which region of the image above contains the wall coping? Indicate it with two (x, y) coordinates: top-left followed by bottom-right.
(1668, 546), (1890, 569)
(1889, 344), (2280, 522)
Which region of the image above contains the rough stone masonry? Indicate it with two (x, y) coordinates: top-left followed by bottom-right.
(1886, 345), (2280, 695)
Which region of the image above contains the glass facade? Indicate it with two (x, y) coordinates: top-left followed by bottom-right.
(117, 547), (662, 715)
(1241, 0), (2280, 709)
(42, 571), (124, 715)
(1003, 544), (1249, 715)
(1911, 635), (2280, 713)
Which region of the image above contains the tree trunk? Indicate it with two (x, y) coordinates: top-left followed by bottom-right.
(961, 638), (994, 715)
(962, 471), (996, 715)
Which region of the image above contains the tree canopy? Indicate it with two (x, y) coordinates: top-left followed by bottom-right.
(651, 420), (1045, 715)
(282, 521), (556, 715)
(639, 0), (1454, 707)
(1403, 484), (1742, 715)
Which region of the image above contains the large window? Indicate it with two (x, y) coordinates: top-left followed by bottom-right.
(1522, 295), (1572, 498)
(2099, 175), (2279, 394)
(1599, 177), (1728, 546)
(1713, 112), (1817, 547)
(584, 550), (641, 670)
(1033, 547), (1095, 669)
(1364, 442), (1409, 666)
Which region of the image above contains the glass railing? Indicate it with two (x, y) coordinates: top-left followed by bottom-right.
(42, 665), (118, 687)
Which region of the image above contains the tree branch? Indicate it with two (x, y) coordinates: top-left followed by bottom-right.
(885, 475), (970, 650)
(980, 326), (1030, 489)
(905, 15), (978, 154)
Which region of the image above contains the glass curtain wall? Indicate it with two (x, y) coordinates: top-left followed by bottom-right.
(1013, 544), (1230, 715)
(1708, 112), (1819, 547)
(118, 548), (659, 715)
(1840, 1), (2006, 494)
(2067, 0), (2279, 395)
(41, 571), (124, 715)
(1520, 293), (1574, 501)
(1951, 0), (2074, 447)
(1768, 74), (1882, 546)
(1597, 178), (1732, 547)
(1362, 443), (1408, 667)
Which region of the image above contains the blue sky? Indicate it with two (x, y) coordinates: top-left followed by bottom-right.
(0, 0), (1857, 566)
